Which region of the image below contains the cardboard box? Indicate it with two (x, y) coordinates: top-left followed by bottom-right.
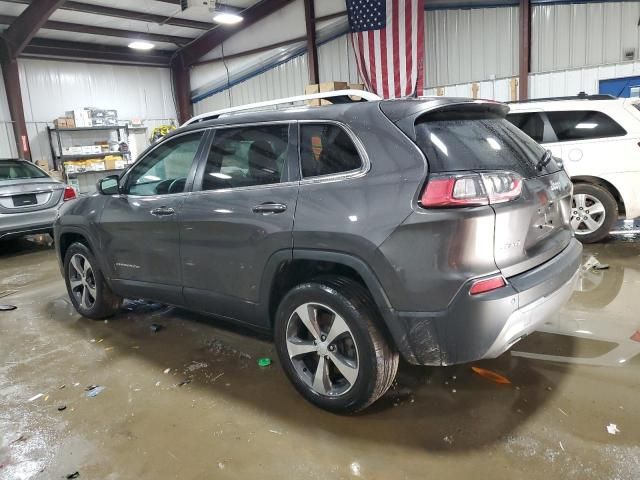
(53, 118), (68, 128)
(305, 82), (350, 106)
(66, 110), (90, 127)
(348, 83), (366, 101)
(35, 159), (50, 171)
(63, 146), (83, 155)
(104, 155), (125, 171)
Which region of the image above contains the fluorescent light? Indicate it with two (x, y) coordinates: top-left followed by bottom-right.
(576, 123), (598, 129)
(213, 12), (243, 24)
(209, 172), (232, 179)
(129, 41), (154, 50)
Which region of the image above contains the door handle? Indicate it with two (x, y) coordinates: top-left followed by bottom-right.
(150, 206), (175, 217)
(252, 202), (287, 214)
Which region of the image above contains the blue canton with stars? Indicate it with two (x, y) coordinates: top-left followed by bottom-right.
(346, 0), (386, 32)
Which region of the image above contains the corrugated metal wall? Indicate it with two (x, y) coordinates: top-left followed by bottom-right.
(424, 7), (519, 87)
(531, 2), (640, 73)
(193, 34), (359, 114)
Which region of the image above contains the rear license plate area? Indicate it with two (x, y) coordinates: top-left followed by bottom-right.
(12, 193), (38, 207)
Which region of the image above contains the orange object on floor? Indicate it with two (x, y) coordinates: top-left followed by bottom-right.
(471, 366), (512, 385)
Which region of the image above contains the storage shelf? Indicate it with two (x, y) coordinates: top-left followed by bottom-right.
(52, 125), (125, 132)
(59, 151), (122, 161)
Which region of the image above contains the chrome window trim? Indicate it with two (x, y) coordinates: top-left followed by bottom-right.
(297, 120), (370, 185)
(191, 121), (296, 194)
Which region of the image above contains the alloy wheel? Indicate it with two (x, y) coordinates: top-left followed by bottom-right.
(285, 302), (359, 397)
(68, 253), (97, 310)
(571, 194), (606, 235)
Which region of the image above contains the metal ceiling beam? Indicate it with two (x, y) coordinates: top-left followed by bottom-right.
(303, 0), (319, 85)
(0, 14), (194, 46)
(518, 0), (531, 100)
(1, 0), (213, 31)
(180, 0), (295, 66)
(23, 38), (174, 66)
(2, 0), (65, 58)
(171, 53), (193, 124)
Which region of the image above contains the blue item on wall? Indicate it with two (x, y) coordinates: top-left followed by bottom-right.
(599, 76), (640, 98)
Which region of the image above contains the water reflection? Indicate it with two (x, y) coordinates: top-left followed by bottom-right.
(512, 240), (640, 367)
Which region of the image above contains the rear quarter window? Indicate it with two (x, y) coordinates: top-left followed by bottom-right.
(506, 112), (545, 143)
(546, 110), (627, 142)
(414, 113), (558, 178)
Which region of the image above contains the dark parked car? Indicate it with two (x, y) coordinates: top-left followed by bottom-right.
(1, 159), (76, 240)
(54, 96), (581, 413)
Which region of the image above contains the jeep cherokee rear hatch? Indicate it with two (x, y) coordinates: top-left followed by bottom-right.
(383, 100), (573, 278)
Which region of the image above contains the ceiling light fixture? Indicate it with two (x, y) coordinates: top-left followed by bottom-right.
(128, 41), (155, 50)
(211, 2), (243, 24)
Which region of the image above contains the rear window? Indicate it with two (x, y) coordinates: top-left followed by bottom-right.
(414, 112), (559, 178)
(546, 110), (626, 142)
(506, 112), (544, 143)
(0, 161), (48, 180)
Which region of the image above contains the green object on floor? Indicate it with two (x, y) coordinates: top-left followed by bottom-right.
(258, 357), (272, 367)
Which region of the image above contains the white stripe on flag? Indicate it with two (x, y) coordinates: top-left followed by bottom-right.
(411, 0), (419, 95)
(373, 29), (383, 97)
(398, 0), (407, 96)
(386, 0), (395, 98)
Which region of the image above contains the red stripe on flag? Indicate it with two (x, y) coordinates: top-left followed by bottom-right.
(356, 32), (372, 91)
(404, 0), (413, 96)
(392, 0), (401, 98)
(367, 30), (377, 95)
(416, 0), (425, 96)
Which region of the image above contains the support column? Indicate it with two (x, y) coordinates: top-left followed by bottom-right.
(171, 53), (193, 125)
(303, 0), (319, 85)
(2, 59), (30, 159)
(518, 0), (531, 101)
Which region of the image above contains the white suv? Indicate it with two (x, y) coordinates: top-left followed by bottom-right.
(507, 95), (640, 243)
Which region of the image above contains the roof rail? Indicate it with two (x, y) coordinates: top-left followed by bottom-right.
(507, 92), (616, 104)
(183, 89), (382, 126)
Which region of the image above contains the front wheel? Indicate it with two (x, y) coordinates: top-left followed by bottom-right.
(274, 276), (398, 414)
(64, 242), (122, 319)
(571, 183), (618, 244)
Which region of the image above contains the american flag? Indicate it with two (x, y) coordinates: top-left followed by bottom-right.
(347, 0), (425, 99)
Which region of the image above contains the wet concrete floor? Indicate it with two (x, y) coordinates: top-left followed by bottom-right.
(1, 234), (639, 479)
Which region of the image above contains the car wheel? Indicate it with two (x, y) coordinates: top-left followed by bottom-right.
(274, 276), (398, 414)
(64, 242), (122, 319)
(571, 183), (617, 244)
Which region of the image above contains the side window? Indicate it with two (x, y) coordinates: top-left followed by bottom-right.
(300, 124), (362, 178)
(546, 110), (627, 142)
(506, 112), (544, 143)
(126, 131), (204, 196)
(201, 125), (289, 190)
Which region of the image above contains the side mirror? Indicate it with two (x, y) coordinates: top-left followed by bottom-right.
(97, 174), (120, 195)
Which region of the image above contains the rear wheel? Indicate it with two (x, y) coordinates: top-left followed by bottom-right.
(571, 183), (617, 244)
(274, 276), (398, 414)
(64, 242), (122, 319)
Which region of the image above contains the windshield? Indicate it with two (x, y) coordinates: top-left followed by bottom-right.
(414, 112), (561, 178)
(0, 161), (49, 180)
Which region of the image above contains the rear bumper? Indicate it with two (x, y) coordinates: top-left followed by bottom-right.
(386, 238), (582, 365)
(0, 207), (58, 239)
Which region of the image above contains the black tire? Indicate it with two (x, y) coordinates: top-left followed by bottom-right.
(63, 242), (122, 319)
(274, 276), (398, 414)
(571, 183), (617, 244)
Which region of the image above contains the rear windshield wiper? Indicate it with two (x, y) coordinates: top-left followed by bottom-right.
(536, 150), (552, 171)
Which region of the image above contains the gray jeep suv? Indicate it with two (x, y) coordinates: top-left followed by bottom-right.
(54, 97), (582, 413)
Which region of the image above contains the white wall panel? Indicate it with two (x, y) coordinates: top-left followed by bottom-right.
(529, 60), (640, 99)
(424, 7), (518, 87)
(532, 2), (640, 73)
(317, 34), (360, 84)
(17, 59), (176, 164)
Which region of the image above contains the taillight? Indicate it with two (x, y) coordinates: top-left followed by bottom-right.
(420, 171), (522, 208)
(63, 186), (77, 201)
(470, 275), (506, 295)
